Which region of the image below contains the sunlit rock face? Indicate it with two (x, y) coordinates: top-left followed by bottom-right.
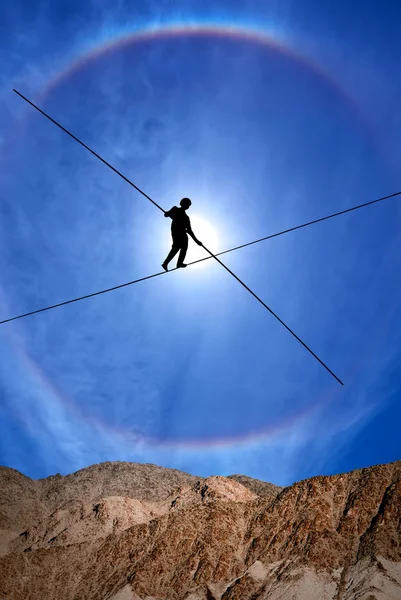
(1, 460), (401, 599)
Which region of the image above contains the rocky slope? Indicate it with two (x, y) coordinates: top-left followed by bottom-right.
(0, 460), (400, 599)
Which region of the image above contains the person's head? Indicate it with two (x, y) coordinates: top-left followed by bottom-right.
(180, 197), (192, 210)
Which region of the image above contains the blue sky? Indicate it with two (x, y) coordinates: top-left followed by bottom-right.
(0, 0), (400, 487)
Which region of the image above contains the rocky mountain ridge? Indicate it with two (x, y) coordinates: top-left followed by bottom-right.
(0, 460), (400, 599)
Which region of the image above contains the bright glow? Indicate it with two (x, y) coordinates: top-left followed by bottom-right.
(187, 214), (220, 267)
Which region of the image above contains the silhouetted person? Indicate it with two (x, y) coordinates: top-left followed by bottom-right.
(162, 197), (202, 270)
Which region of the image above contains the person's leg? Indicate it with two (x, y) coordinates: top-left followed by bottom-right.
(162, 236), (181, 269)
(177, 235), (188, 267)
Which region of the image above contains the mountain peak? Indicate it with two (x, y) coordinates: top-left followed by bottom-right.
(1, 460), (400, 599)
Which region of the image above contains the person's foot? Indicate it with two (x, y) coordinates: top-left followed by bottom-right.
(162, 262), (168, 271)
(177, 263), (187, 268)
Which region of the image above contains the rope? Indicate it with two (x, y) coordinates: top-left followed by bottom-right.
(0, 269), (168, 325)
(14, 90), (399, 385)
(0, 250), (343, 384)
(216, 191), (401, 256)
(3, 174), (399, 331)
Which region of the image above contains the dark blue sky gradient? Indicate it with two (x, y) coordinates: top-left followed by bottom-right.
(0, 0), (400, 486)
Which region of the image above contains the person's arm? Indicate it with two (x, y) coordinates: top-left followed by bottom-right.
(187, 221), (202, 246)
(164, 208), (174, 218)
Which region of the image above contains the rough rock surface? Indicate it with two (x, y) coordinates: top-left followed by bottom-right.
(0, 460), (400, 599)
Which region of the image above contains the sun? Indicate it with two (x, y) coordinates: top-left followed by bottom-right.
(187, 214), (220, 267)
